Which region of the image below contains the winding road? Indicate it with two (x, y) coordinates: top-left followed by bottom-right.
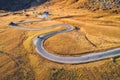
(9, 19), (120, 64)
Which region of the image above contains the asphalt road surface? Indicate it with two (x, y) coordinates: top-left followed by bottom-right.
(9, 19), (120, 64)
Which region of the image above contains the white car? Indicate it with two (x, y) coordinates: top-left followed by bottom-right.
(37, 35), (44, 39)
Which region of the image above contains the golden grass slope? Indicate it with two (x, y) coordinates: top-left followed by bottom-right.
(0, 2), (120, 80)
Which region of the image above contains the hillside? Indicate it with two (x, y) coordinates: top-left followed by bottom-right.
(0, 0), (48, 11)
(0, 0), (120, 80)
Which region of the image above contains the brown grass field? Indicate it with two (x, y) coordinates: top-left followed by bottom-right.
(0, 0), (120, 80)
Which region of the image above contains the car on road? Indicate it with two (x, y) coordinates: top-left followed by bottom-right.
(9, 22), (17, 27)
(37, 35), (44, 39)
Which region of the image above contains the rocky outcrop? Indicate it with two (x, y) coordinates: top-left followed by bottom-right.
(66, 0), (120, 11)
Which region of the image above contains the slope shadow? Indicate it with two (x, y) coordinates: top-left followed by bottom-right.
(0, 0), (49, 11)
(52, 15), (86, 20)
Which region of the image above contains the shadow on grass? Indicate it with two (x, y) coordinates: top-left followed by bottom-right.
(52, 15), (86, 20)
(0, 0), (49, 11)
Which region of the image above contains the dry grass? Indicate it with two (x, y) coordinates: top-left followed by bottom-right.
(0, 1), (120, 80)
(23, 25), (66, 52)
